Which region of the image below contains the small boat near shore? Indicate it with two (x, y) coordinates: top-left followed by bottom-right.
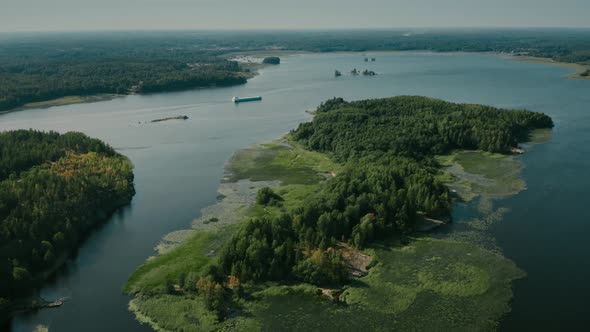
(232, 96), (262, 103)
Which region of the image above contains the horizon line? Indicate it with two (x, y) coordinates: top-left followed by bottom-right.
(2, 26), (590, 35)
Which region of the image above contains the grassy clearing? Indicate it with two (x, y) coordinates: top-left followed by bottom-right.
(248, 183), (322, 220)
(455, 152), (520, 179)
(225, 139), (340, 185)
(217, 238), (524, 331)
(130, 295), (219, 332)
(437, 151), (525, 201)
(125, 227), (235, 294)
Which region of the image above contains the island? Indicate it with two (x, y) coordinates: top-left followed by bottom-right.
(125, 96), (553, 331)
(0, 130), (135, 323)
(262, 57), (281, 65)
(150, 115), (189, 123)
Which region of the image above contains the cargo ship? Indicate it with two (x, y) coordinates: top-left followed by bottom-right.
(232, 96), (262, 103)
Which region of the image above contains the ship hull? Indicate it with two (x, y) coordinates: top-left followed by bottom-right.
(232, 96), (262, 103)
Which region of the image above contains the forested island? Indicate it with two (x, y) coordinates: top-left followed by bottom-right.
(1, 29), (589, 112)
(125, 96), (553, 331)
(0, 130), (135, 322)
(262, 57), (281, 65)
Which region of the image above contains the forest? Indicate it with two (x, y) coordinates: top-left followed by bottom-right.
(0, 35), (248, 112)
(1, 29), (590, 112)
(183, 96), (553, 316)
(0, 130), (135, 321)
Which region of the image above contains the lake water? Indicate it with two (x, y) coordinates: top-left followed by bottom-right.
(1, 52), (589, 331)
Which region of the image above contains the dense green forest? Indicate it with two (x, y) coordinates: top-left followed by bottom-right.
(0, 50), (246, 111)
(185, 96), (553, 316)
(0, 130), (135, 320)
(0, 33), (250, 111)
(293, 97), (554, 158)
(1, 29), (590, 112)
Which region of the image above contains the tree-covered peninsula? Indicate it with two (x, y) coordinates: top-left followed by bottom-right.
(0, 130), (135, 321)
(126, 96), (553, 331)
(218, 96), (552, 285)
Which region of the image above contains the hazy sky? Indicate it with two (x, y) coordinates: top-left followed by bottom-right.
(1, 0), (589, 32)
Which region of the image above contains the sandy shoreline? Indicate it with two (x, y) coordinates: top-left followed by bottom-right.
(499, 54), (590, 79)
(0, 94), (124, 115)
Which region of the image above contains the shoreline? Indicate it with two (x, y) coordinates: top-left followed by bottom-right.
(0, 75), (253, 116)
(499, 54), (590, 79)
(0, 94), (125, 115)
(228, 48), (590, 80)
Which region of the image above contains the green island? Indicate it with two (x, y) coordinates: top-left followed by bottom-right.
(125, 96), (552, 331)
(262, 57), (281, 65)
(0, 130), (135, 322)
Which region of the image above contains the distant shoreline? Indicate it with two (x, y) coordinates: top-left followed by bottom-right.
(3, 50), (587, 116)
(0, 94), (123, 115)
(499, 54), (590, 80)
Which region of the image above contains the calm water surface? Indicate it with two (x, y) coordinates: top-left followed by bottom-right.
(1, 53), (588, 331)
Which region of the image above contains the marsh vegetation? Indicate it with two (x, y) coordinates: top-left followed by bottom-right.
(125, 96), (552, 331)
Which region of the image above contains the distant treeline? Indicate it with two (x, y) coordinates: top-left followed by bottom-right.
(1, 29), (590, 112)
(0, 43), (247, 112)
(0, 130), (135, 321)
(196, 96), (553, 316)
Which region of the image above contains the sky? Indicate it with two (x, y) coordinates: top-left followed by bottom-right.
(0, 0), (589, 32)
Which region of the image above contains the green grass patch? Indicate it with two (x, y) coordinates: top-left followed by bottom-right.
(226, 139), (340, 185)
(20, 94), (121, 110)
(130, 295), (220, 332)
(277, 184), (321, 211)
(344, 238), (519, 310)
(125, 227), (234, 294)
(454, 151), (519, 179)
(247, 184), (322, 220)
(436, 151), (525, 201)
